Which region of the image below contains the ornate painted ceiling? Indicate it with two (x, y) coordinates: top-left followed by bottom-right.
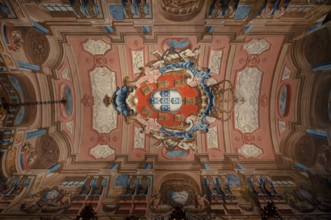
(0, 0), (331, 219)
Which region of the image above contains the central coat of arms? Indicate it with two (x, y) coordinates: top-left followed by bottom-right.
(106, 47), (237, 153)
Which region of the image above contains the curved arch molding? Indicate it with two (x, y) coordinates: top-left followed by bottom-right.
(90, 67), (117, 133)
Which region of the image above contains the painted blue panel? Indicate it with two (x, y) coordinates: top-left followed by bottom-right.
(235, 5), (251, 20)
(144, 163), (152, 169)
(209, 2), (215, 16)
(166, 40), (190, 49)
(206, 26), (215, 33)
(243, 25), (253, 34)
(144, 3), (150, 16)
(279, 85), (287, 116)
(65, 86), (73, 116)
(116, 174), (129, 186)
(8, 76), (24, 125)
(109, 4), (124, 20)
(306, 21), (323, 34)
(32, 21), (49, 34)
(1, 4), (11, 16)
(3, 25), (9, 44)
(306, 129), (327, 139)
(203, 163), (210, 170)
(313, 62), (331, 72)
(104, 25), (113, 33)
(236, 163), (244, 169)
(102, 178), (107, 187)
(110, 163), (119, 170)
(131, 3), (139, 16)
(142, 26), (151, 33)
(293, 162), (308, 172)
(166, 150), (188, 158)
(17, 61), (40, 71)
(26, 129), (47, 140)
(258, 0), (267, 15)
(48, 163), (61, 173)
(226, 174), (240, 186)
(19, 153), (25, 170)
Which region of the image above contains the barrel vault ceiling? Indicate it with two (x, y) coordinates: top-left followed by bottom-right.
(0, 0), (331, 219)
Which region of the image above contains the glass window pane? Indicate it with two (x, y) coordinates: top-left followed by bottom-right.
(53, 7), (61, 11)
(46, 7), (55, 11)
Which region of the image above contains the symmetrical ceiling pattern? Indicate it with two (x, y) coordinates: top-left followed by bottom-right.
(0, 0), (330, 219)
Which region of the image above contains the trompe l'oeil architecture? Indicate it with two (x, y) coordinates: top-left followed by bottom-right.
(0, 0), (331, 219)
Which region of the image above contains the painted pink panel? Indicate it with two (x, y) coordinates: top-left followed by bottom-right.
(69, 37), (122, 161)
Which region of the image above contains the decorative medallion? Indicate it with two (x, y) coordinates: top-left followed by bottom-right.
(90, 144), (115, 159)
(238, 144), (262, 158)
(82, 39), (111, 55)
(81, 94), (94, 107)
(243, 39), (270, 55)
(23, 29), (50, 65)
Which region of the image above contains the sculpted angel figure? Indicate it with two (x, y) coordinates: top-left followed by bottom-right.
(150, 47), (200, 69)
(149, 192), (161, 212)
(195, 194), (210, 212)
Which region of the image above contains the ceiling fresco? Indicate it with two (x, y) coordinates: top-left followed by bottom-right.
(0, 0), (331, 219)
(65, 35), (286, 162)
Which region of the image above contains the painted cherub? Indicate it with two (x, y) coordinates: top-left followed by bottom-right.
(195, 194), (210, 212)
(149, 192), (161, 212)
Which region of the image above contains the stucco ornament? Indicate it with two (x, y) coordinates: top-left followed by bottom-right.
(134, 127), (145, 149)
(239, 144), (262, 158)
(90, 67), (117, 133)
(243, 39), (270, 55)
(282, 66), (291, 80)
(83, 39), (111, 55)
(207, 126), (218, 149)
(132, 50), (144, 73)
(278, 120), (286, 134)
(65, 121), (74, 134)
(209, 50), (222, 74)
(90, 144), (115, 159)
(234, 67), (262, 133)
(62, 67), (70, 80)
